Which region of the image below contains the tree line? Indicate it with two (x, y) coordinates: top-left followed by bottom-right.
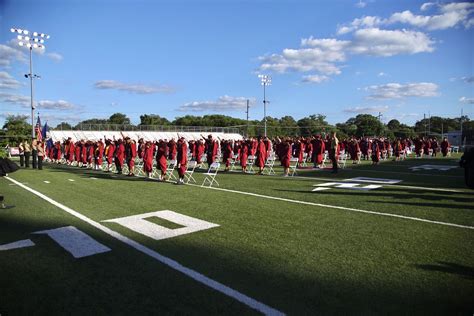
(1, 112), (472, 145)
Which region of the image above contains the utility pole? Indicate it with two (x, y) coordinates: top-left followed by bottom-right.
(424, 113), (427, 136)
(428, 111), (431, 136)
(460, 108), (464, 148)
(377, 112), (383, 122)
(245, 99), (249, 137)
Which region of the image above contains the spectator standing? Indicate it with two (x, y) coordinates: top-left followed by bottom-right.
(24, 140), (31, 168)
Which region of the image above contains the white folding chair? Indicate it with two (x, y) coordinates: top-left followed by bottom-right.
(202, 162), (220, 187)
(289, 157), (299, 176)
(229, 154), (239, 171)
(165, 159), (178, 180)
(134, 158), (145, 176)
(321, 151), (328, 168)
(338, 153), (347, 169)
(247, 155), (256, 173)
(263, 155), (276, 175)
(301, 153), (308, 167)
(184, 161), (197, 184)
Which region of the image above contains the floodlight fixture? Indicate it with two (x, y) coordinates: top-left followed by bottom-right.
(10, 26), (51, 138)
(258, 74), (272, 137)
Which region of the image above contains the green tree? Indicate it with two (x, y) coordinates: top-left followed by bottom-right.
(387, 119), (401, 130)
(350, 114), (384, 137)
(139, 114), (170, 126)
(55, 122), (72, 130)
(279, 116), (299, 136)
(108, 113), (131, 125)
(1, 115), (31, 145)
(297, 114), (329, 136)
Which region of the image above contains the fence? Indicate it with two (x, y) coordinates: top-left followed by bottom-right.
(55, 124), (240, 134)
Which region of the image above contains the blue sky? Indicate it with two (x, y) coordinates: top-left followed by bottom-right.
(1, 0), (473, 127)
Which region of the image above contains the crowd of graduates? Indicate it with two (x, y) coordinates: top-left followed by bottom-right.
(24, 132), (452, 180)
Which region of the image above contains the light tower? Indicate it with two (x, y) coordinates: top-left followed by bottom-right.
(10, 27), (50, 139)
(258, 74), (271, 137)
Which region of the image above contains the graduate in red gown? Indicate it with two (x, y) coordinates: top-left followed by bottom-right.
(67, 139), (75, 165)
(105, 140), (115, 171)
(176, 137), (188, 184)
(156, 140), (168, 181)
(240, 140), (249, 173)
(96, 139), (104, 170)
(393, 139), (403, 161)
(168, 139), (177, 160)
(222, 139), (233, 171)
(81, 140), (87, 167)
(441, 137), (450, 157)
(371, 140), (381, 165)
(74, 141), (81, 166)
(196, 139), (204, 164)
(255, 136), (266, 174)
(281, 138), (292, 176)
(143, 141), (154, 177)
(125, 138), (137, 176)
(205, 135), (219, 168)
(114, 139), (125, 174)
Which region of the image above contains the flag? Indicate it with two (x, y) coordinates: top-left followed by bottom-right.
(42, 121), (49, 140)
(35, 116), (42, 141)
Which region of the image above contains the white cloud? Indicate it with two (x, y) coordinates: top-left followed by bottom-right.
(355, 0), (367, 8)
(0, 92), (30, 106)
(336, 16), (383, 35)
(344, 105), (389, 113)
(421, 2), (435, 11)
(258, 28), (434, 80)
(259, 41), (348, 75)
(0, 44), (27, 67)
(338, 2), (474, 33)
(179, 95), (255, 112)
(365, 82), (439, 99)
(459, 97), (474, 104)
(94, 80), (174, 94)
(0, 71), (22, 89)
(37, 100), (75, 109)
(46, 52), (63, 62)
(378, 72), (387, 77)
(462, 76), (474, 84)
(301, 75), (329, 84)
(350, 28), (435, 56)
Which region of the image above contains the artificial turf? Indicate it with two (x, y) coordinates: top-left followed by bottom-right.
(0, 154), (473, 315)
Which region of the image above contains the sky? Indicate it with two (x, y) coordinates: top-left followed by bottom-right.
(1, 0), (473, 128)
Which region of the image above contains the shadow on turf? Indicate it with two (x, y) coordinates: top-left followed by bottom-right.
(415, 261), (474, 279)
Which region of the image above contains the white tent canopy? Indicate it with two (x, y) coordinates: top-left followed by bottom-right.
(49, 131), (243, 142)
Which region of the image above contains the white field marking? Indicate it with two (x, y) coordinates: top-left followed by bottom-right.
(312, 187), (331, 192)
(410, 165), (458, 171)
(5, 176), (284, 316)
(185, 183), (474, 231)
(103, 210), (219, 241)
(33, 226), (111, 259)
(345, 177), (402, 184)
(68, 179), (75, 182)
(43, 181), (50, 184)
(89, 177), (98, 180)
(312, 182), (382, 191)
(8, 183), (16, 186)
(0, 239), (35, 251)
(286, 175), (463, 193)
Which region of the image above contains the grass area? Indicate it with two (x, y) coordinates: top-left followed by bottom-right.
(1, 154), (473, 315)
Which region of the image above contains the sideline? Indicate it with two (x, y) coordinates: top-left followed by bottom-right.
(4, 176), (285, 316)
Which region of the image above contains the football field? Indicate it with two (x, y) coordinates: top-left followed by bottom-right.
(1, 155), (473, 315)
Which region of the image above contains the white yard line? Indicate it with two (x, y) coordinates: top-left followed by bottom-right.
(185, 183), (474, 230)
(4, 176), (284, 316)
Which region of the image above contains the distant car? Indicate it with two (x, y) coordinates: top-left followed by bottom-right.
(459, 147), (474, 189)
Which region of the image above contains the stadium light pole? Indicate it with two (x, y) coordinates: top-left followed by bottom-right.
(258, 74), (271, 137)
(10, 27), (50, 139)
